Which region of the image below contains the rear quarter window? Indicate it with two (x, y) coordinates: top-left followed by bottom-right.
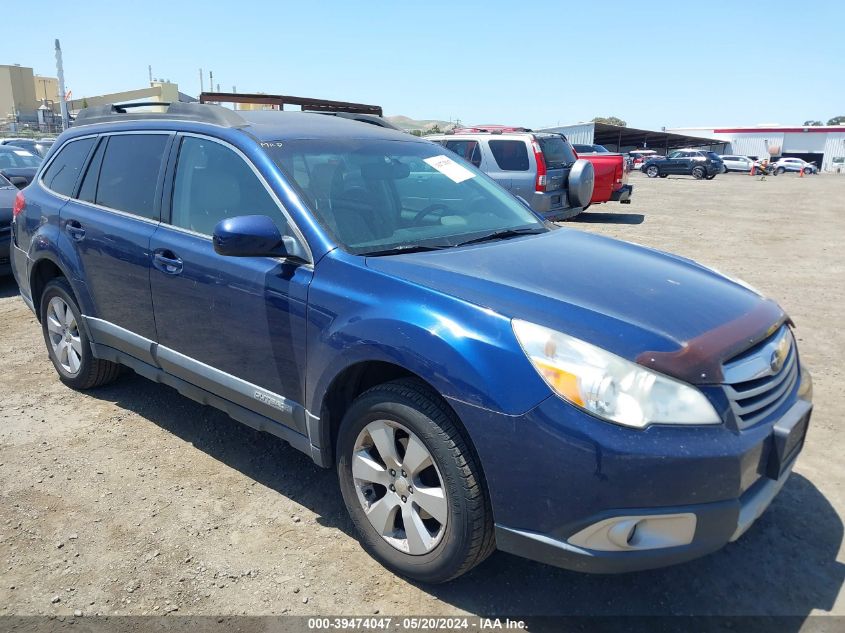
(41, 137), (96, 197)
(488, 140), (529, 171)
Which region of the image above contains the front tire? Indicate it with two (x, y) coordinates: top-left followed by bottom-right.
(705, 173), (717, 180)
(337, 379), (494, 583)
(692, 166), (706, 179)
(646, 165), (660, 178)
(40, 278), (121, 389)
(777, 167), (786, 175)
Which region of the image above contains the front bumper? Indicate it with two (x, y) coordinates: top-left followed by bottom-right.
(448, 381), (811, 574)
(610, 184), (633, 204)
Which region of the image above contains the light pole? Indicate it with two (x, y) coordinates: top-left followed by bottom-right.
(54, 39), (70, 130)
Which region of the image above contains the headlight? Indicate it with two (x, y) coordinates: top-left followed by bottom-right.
(512, 320), (721, 429)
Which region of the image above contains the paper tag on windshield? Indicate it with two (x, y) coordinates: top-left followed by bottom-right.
(423, 155), (475, 183)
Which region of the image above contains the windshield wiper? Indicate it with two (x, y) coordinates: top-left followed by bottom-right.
(364, 244), (449, 257)
(455, 227), (545, 247)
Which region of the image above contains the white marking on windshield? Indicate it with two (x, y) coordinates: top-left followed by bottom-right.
(423, 155), (475, 183)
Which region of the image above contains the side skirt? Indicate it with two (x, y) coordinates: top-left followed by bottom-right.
(89, 341), (326, 467)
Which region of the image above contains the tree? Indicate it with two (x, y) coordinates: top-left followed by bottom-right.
(592, 116), (627, 127)
(803, 120), (823, 126)
(827, 116), (845, 126)
(409, 129), (422, 137)
(427, 124), (443, 134)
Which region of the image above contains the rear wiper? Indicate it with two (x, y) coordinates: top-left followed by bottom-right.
(455, 227), (545, 247)
(364, 244), (449, 257)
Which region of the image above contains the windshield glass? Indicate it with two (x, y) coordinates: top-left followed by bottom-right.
(0, 149), (41, 168)
(537, 136), (576, 168)
(266, 139), (544, 254)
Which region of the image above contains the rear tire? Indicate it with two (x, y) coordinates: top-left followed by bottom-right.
(692, 166), (706, 179)
(337, 379), (494, 583)
(40, 278), (121, 390)
(659, 174), (668, 178)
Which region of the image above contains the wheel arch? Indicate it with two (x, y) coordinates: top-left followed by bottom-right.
(29, 255), (84, 322)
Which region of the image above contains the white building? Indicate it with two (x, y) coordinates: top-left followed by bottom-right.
(668, 125), (845, 173)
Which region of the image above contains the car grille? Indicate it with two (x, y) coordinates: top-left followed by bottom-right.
(722, 326), (799, 429)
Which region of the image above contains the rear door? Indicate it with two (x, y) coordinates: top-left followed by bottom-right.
(60, 132), (171, 350)
(536, 135), (574, 193)
(148, 133), (312, 433)
(486, 138), (531, 196)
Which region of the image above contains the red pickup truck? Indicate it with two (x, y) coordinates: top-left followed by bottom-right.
(571, 144), (632, 208)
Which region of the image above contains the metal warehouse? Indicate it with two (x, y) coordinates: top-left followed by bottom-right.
(539, 122), (727, 155)
(668, 126), (845, 173)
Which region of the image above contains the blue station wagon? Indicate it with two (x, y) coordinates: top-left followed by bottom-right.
(10, 103), (812, 582)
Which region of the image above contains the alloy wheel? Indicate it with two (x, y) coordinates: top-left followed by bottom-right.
(351, 419), (448, 555)
(46, 296), (82, 375)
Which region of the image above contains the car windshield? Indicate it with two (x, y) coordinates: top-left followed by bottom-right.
(537, 136), (576, 168)
(0, 148), (41, 168)
(266, 139), (545, 255)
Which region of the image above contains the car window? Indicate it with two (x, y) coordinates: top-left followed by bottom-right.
(443, 140), (482, 167)
(668, 151), (684, 159)
(265, 138), (543, 255)
(488, 140), (530, 171)
(77, 137), (107, 203)
(171, 136), (287, 236)
(40, 137), (95, 197)
(95, 134), (168, 220)
(537, 136), (576, 168)
(0, 148), (42, 169)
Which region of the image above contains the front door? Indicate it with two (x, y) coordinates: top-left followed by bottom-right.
(149, 134), (312, 433)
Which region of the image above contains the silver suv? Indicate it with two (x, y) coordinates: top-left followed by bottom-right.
(426, 129), (594, 220)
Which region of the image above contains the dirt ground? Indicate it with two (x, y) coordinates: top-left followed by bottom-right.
(1, 170), (843, 618)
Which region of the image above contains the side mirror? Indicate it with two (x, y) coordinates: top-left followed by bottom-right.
(213, 215), (307, 261)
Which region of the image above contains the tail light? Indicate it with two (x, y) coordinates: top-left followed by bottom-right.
(531, 139), (547, 192)
(12, 191), (25, 218)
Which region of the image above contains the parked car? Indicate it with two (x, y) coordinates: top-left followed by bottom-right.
(772, 157), (818, 175)
(0, 145), (41, 188)
(628, 149), (657, 171)
(572, 143), (609, 154)
(719, 155), (757, 173)
(572, 145), (632, 206)
(0, 138), (54, 158)
(0, 173), (16, 275)
(426, 129), (594, 220)
(642, 149), (723, 179)
(11, 102), (812, 583)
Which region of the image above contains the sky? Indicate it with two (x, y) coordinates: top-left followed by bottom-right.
(3, 1), (842, 130)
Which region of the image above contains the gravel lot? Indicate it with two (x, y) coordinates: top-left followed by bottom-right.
(1, 170), (843, 618)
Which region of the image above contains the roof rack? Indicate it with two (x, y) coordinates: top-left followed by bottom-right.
(446, 125), (533, 135)
(199, 91), (383, 117)
(73, 102), (248, 128)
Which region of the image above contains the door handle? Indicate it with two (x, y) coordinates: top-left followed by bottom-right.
(153, 250), (183, 275)
(65, 220), (85, 241)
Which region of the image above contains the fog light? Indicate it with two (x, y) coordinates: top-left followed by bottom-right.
(568, 513), (697, 552)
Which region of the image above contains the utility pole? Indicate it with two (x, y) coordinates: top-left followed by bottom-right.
(199, 68), (204, 93)
(54, 39), (69, 130)
(148, 64), (153, 83)
(209, 70), (213, 94)
(232, 86), (237, 110)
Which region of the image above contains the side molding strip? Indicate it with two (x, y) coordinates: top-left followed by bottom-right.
(84, 316), (310, 436)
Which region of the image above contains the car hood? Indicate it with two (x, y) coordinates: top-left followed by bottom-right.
(365, 229), (786, 384)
